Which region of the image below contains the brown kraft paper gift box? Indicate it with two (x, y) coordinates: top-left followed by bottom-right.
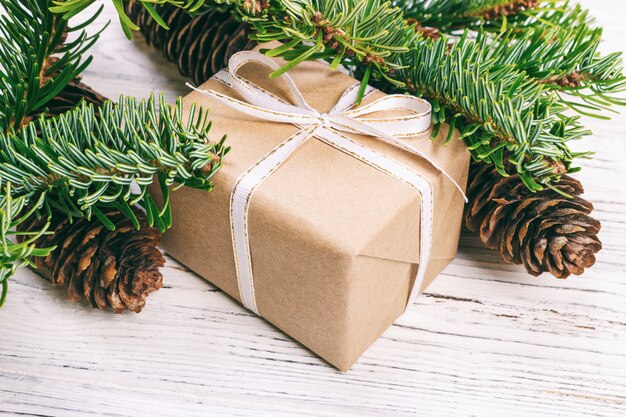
(149, 46), (470, 371)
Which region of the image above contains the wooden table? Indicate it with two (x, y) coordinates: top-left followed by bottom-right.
(1, 1), (625, 416)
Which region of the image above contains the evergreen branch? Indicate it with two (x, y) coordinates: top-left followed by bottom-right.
(497, 25), (625, 116)
(401, 1), (626, 116)
(0, 94), (229, 234)
(0, 0), (102, 133)
(400, 0), (592, 35)
(1, 0), (230, 306)
(0, 0), (104, 303)
(399, 31), (591, 188)
(0, 185), (54, 307)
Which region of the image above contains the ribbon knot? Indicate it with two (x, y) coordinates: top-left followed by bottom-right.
(187, 51), (466, 316)
(317, 112), (332, 128)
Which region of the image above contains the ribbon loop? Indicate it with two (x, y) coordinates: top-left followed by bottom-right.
(189, 51), (466, 316)
(227, 51), (316, 115)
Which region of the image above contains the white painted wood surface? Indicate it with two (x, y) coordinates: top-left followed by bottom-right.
(1, 2), (625, 416)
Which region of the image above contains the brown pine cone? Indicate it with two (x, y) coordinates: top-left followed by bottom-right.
(465, 161), (602, 278)
(125, 1), (255, 85)
(18, 208), (165, 313)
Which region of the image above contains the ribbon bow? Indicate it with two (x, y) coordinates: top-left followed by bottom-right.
(189, 52), (465, 198)
(189, 51), (465, 315)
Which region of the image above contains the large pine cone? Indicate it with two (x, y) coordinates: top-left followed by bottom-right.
(18, 208), (165, 313)
(126, 1), (255, 85)
(465, 161), (602, 278)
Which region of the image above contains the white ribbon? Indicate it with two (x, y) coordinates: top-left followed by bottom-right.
(188, 51), (466, 316)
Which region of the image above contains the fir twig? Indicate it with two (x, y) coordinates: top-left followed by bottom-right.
(0, 95), (229, 232)
(400, 0), (592, 34)
(0, 0), (103, 133)
(0, 185), (54, 306)
(401, 1), (626, 116)
(0, 0), (231, 306)
(0, 96), (228, 301)
(0, 0), (105, 303)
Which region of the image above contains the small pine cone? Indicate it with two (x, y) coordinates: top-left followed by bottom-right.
(465, 161), (602, 278)
(18, 208), (165, 313)
(126, 1), (256, 85)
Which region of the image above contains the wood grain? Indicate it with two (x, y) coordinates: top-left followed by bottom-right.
(1, 1), (625, 416)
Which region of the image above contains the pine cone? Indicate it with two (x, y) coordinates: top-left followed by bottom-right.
(126, 1), (255, 85)
(465, 161), (602, 278)
(18, 208), (165, 313)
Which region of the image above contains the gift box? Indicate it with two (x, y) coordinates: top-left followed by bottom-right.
(150, 45), (470, 371)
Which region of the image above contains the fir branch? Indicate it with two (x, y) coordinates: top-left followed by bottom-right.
(399, 31), (592, 187)
(0, 185), (54, 306)
(0, 0), (104, 304)
(0, 94), (228, 302)
(0, 0), (102, 133)
(224, 0), (626, 185)
(0, 95), (229, 233)
(494, 26), (625, 116)
(400, 0), (592, 35)
(0, 0), (231, 306)
(401, 1), (626, 116)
